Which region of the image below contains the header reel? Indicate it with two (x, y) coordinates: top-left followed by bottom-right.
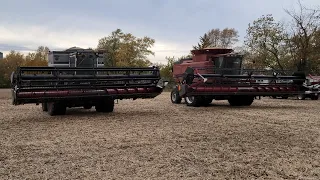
(11, 66), (167, 106)
(174, 66), (307, 98)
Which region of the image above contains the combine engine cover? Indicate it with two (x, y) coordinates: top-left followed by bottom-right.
(170, 48), (308, 107)
(10, 48), (168, 115)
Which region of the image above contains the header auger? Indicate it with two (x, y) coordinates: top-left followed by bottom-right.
(10, 48), (168, 116)
(170, 48), (307, 107)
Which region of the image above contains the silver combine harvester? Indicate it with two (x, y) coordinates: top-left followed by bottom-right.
(10, 47), (168, 116)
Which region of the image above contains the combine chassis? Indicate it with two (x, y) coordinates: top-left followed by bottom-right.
(170, 48), (307, 107)
(10, 48), (167, 115)
(171, 68), (306, 106)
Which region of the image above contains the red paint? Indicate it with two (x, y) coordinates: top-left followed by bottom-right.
(190, 85), (298, 93)
(106, 89), (117, 94)
(17, 87), (159, 98)
(195, 86), (239, 92)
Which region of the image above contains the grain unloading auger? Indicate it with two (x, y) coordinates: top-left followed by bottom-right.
(170, 48), (307, 106)
(10, 48), (168, 116)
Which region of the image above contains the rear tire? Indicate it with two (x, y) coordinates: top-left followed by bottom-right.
(185, 96), (202, 107)
(242, 96), (254, 106)
(228, 96), (254, 106)
(201, 97), (213, 106)
(171, 88), (182, 104)
(47, 102), (66, 116)
(95, 97), (114, 112)
(228, 97), (242, 106)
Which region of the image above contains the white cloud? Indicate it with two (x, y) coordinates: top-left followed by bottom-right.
(0, 25), (102, 49)
(0, 23), (191, 64)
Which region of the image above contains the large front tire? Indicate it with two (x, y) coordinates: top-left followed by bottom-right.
(171, 88), (182, 104)
(47, 102), (66, 116)
(95, 97), (114, 112)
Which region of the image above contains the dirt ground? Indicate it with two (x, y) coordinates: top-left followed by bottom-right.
(0, 89), (320, 179)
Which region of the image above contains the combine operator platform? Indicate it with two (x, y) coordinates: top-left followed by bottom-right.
(10, 48), (167, 115)
(170, 48), (307, 107)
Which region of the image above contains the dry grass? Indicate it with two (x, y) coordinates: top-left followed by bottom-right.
(0, 89), (320, 179)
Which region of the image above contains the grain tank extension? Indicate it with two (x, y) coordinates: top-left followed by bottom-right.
(171, 48), (307, 106)
(10, 48), (168, 115)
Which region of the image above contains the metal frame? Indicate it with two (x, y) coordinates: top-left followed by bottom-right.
(11, 66), (166, 105)
(174, 67), (307, 98)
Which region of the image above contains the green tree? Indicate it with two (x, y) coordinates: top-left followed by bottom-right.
(159, 55), (194, 89)
(207, 28), (221, 47)
(193, 28), (239, 50)
(220, 28), (239, 48)
(309, 30), (320, 74)
(193, 33), (211, 50)
(284, 0), (320, 73)
(97, 29), (155, 67)
(206, 28), (239, 48)
(35, 46), (50, 61)
(244, 14), (290, 71)
(24, 46), (49, 66)
(0, 60), (8, 87)
(0, 46), (50, 87)
(160, 56), (176, 80)
(0, 51), (25, 87)
(97, 29), (123, 67)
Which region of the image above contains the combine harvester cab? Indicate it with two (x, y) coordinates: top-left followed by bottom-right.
(170, 48), (307, 107)
(10, 48), (168, 116)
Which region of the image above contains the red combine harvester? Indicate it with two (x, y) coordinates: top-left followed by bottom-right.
(10, 48), (168, 116)
(170, 48), (307, 106)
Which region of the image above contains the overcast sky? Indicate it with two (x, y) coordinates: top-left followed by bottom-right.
(0, 0), (319, 63)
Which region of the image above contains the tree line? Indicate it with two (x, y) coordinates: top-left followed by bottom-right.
(0, 46), (49, 87)
(0, 0), (319, 88)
